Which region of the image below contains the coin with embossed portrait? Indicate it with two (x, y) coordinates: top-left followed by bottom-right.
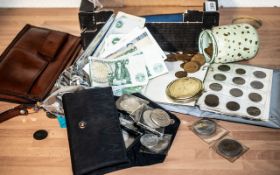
(150, 109), (174, 127)
(193, 118), (217, 136)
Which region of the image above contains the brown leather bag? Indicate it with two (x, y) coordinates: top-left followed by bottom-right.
(0, 24), (81, 122)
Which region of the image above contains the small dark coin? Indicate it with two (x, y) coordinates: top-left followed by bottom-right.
(204, 94), (219, 107)
(217, 139), (243, 158)
(175, 71), (188, 78)
(235, 68), (246, 75)
(213, 74), (226, 81)
(209, 83), (223, 91)
(46, 112), (57, 119)
(232, 77), (245, 85)
(229, 88), (243, 97)
(247, 106), (261, 116)
(218, 65), (231, 72)
(176, 53), (193, 61)
(248, 93), (262, 102)
(165, 54), (177, 62)
(193, 118), (217, 136)
(250, 81), (264, 89)
(253, 71), (266, 78)
(33, 130), (48, 140)
(226, 101), (240, 111)
(180, 62), (185, 68)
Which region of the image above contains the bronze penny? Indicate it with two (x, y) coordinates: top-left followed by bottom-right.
(248, 93), (262, 102)
(209, 83), (223, 91)
(213, 74), (226, 81)
(218, 65), (231, 72)
(204, 94), (219, 107)
(232, 77), (245, 85)
(175, 54), (191, 61)
(226, 101), (240, 111)
(217, 139), (243, 158)
(204, 43), (213, 57)
(247, 106), (261, 116)
(191, 53), (206, 66)
(175, 71), (188, 78)
(253, 71), (266, 78)
(183, 61), (200, 73)
(230, 88), (243, 97)
(250, 81), (264, 89)
(165, 54), (177, 62)
(235, 68), (246, 75)
(180, 62), (185, 68)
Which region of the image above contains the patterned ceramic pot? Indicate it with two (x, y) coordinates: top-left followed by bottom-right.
(198, 24), (259, 63)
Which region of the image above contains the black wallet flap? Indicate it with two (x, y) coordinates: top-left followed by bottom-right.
(38, 31), (67, 61)
(62, 87), (129, 175)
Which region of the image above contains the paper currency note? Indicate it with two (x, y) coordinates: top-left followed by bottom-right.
(93, 11), (145, 57)
(89, 54), (148, 88)
(103, 28), (168, 79)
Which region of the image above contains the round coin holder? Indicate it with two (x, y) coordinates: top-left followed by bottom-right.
(197, 63), (273, 121)
(211, 136), (249, 162)
(190, 118), (229, 145)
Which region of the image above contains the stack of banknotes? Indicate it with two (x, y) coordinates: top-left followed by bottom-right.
(86, 12), (168, 95)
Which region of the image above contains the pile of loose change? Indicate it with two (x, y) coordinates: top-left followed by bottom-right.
(165, 52), (206, 78)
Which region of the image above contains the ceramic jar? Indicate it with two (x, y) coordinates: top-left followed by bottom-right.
(198, 24), (259, 63)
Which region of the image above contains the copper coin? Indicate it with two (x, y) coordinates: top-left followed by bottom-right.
(191, 53), (206, 66)
(176, 53), (193, 61)
(226, 101), (240, 111)
(165, 54), (177, 62)
(247, 106), (261, 116)
(253, 71), (266, 78)
(218, 65), (230, 72)
(217, 139), (243, 158)
(175, 71), (188, 78)
(204, 94), (219, 107)
(230, 88), (243, 97)
(183, 61), (200, 73)
(209, 83), (223, 91)
(236, 68), (246, 75)
(250, 81), (264, 89)
(248, 93), (262, 102)
(180, 62), (185, 68)
(232, 77), (245, 85)
(213, 74), (226, 81)
(204, 43), (213, 57)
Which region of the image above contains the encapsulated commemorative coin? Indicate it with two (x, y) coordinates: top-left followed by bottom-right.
(193, 118), (217, 136)
(140, 134), (159, 148)
(217, 139), (243, 158)
(150, 109), (173, 127)
(142, 110), (160, 129)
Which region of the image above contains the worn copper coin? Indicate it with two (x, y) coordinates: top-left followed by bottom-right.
(204, 43), (213, 57)
(209, 83), (223, 91)
(230, 88), (243, 97)
(191, 53), (206, 66)
(247, 106), (261, 116)
(213, 74), (226, 81)
(204, 94), (219, 107)
(232, 77), (245, 85)
(250, 81), (264, 89)
(165, 54), (177, 62)
(253, 71), (266, 78)
(218, 65), (231, 72)
(175, 71), (188, 78)
(180, 62), (185, 68)
(33, 130), (48, 140)
(226, 101), (240, 111)
(217, 139), (243, 158)
(183, 61), (200, 73)
(193, 118), (217, 136)
(248, 93), (262, 102)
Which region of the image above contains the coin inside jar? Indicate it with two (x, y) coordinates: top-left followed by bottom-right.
(193, 118), (217, 136)
(217, 139), (243, 158)
(150, 109), (173, 127)
(166, 77), (203, 101)
(140, 134), (159, 148)
(204, 94), (219, 107)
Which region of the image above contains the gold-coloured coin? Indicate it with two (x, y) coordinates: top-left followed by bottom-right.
(183, 61), (200, 73)
(191, 53), (206, 66)
(166, 77), (203, 102)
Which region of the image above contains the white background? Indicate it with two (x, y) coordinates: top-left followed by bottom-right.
(0, 0), (279, 8)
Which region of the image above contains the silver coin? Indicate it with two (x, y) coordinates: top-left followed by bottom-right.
(119, 97), (141, 113)
(122, 130), (129, 142)
(142, 110), (160, 129)
(150, 109), (172, 127)
(150, 135), (171, 153)
(193, 118), (217, 136)
(140, 134), (159, 148)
